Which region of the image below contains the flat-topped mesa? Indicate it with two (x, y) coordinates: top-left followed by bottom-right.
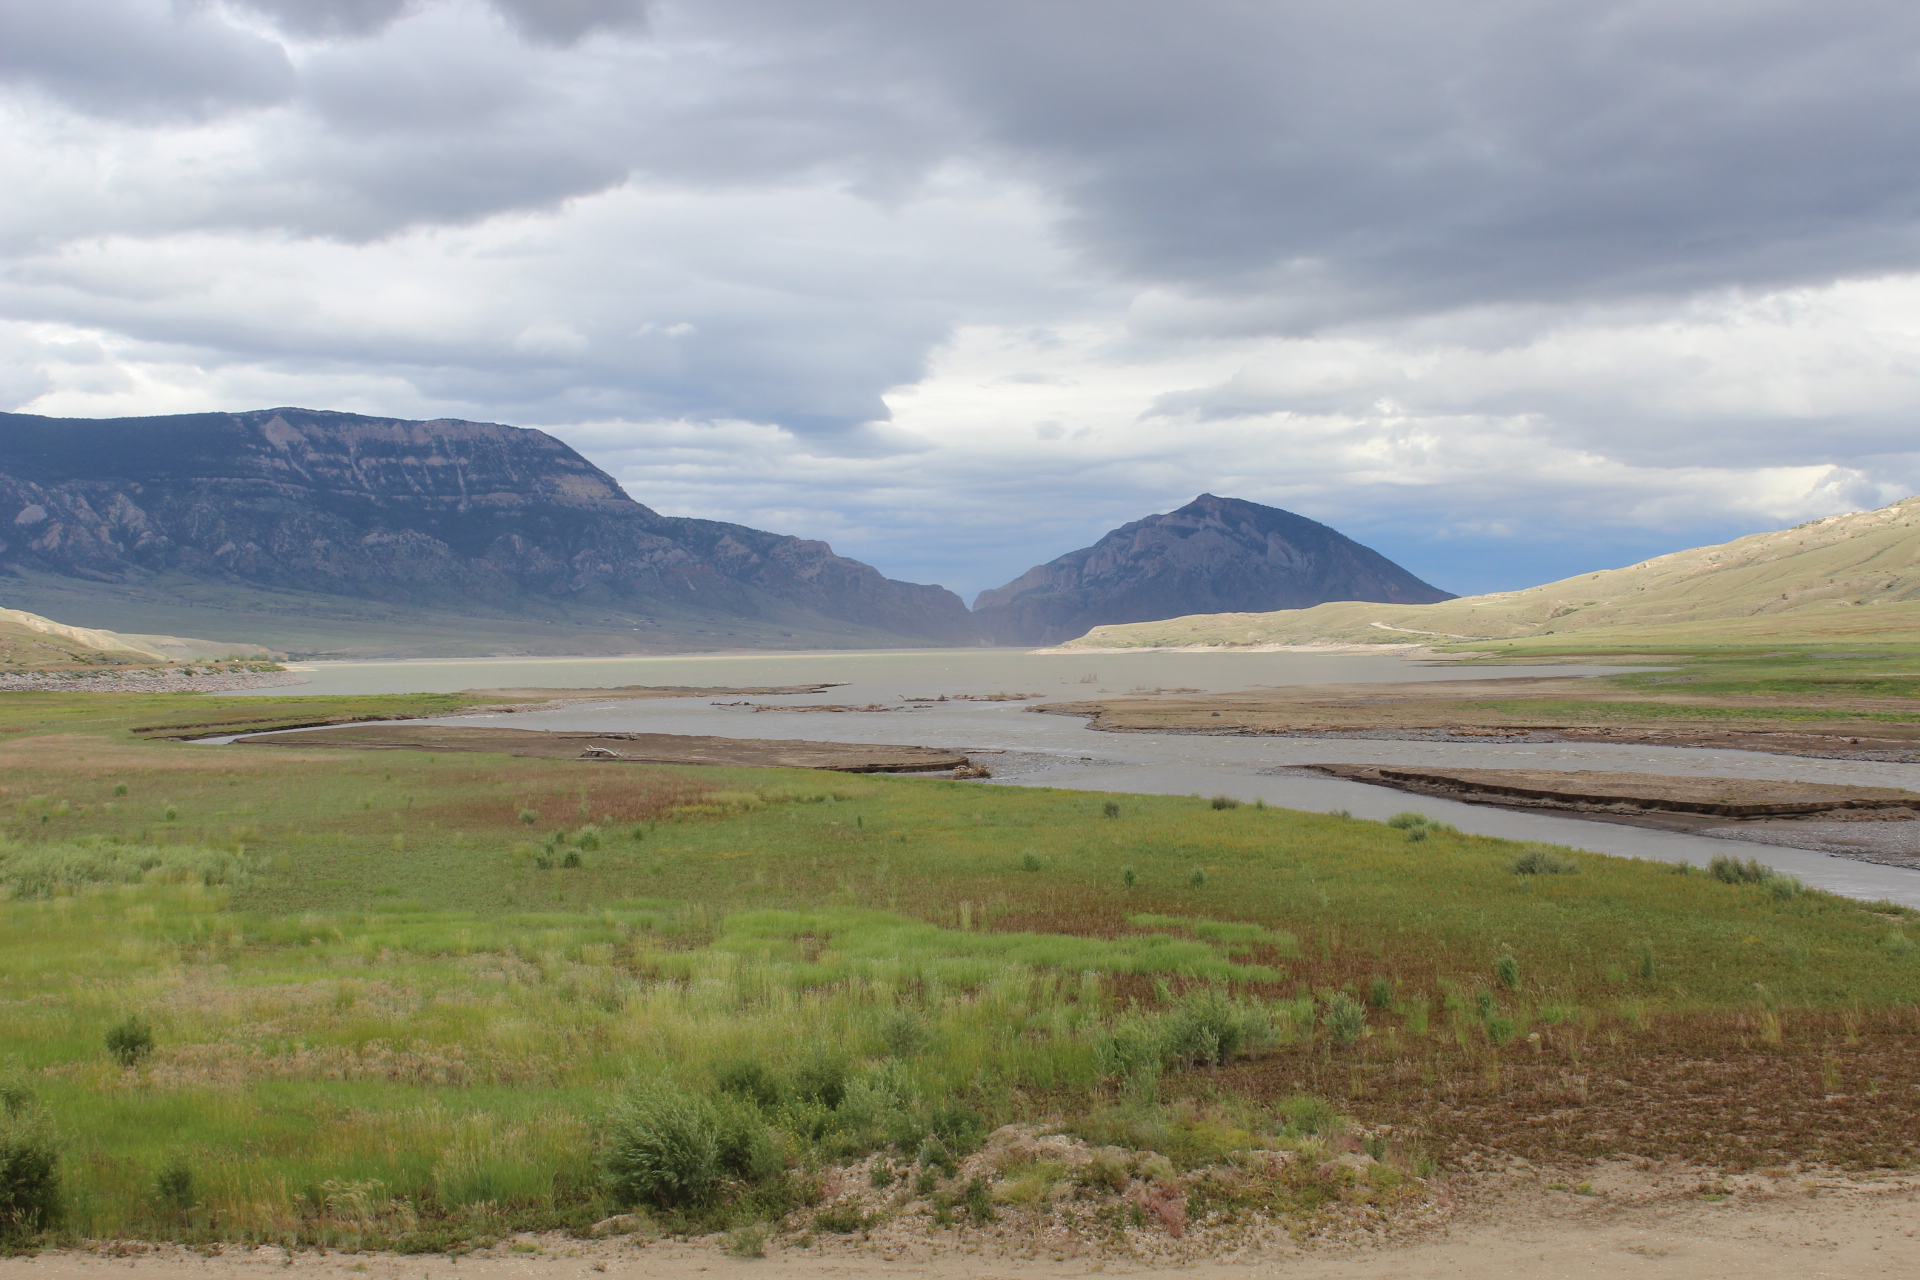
(972, 494), (1453, 647)
(0, 407), (976, 647)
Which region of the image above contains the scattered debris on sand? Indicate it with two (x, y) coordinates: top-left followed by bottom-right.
(233, 723), (972, 773)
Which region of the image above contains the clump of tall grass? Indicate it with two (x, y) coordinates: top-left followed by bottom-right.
(1209, 795), (1240, 811)
(1512, 846), (1579, 875)
(1322, 993), (1366, 1046)
(1387, 811), (1459, 843)
(1709, 854), (1801, 898)
(0, 840), (247, 897)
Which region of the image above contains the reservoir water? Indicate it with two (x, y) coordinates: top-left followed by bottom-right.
(241, 648), (1920, 907)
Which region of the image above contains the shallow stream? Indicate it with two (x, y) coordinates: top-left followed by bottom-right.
(243, 648), (1920, 907)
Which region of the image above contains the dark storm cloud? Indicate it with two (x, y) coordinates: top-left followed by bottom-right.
(741, 0), (1920, 327)
(0, 0), (293, 120)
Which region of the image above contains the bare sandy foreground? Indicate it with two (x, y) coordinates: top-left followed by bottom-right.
(8, 1178), (1917, 1280)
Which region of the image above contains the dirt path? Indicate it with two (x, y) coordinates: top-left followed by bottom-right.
(12, 1178), (1916, 1280)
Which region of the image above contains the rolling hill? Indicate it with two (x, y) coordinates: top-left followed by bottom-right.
(1058, 495), (1920, 649)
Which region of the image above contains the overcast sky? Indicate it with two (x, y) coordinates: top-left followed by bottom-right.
(6, 0), (1920, 601)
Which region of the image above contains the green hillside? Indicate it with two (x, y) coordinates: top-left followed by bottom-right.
(1061, 495), (1920, 650)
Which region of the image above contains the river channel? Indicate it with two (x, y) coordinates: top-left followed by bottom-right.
(242, 648), (1920, 907)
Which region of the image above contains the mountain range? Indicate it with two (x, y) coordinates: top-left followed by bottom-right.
(0, 408), (974, 655)
(0, 409), (1445, 657)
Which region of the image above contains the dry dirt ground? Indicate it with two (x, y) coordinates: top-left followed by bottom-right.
(10, 1170), (1917, 1280)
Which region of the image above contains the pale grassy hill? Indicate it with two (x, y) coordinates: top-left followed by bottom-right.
(0, 606), (280, 669)
(1059, 495), (1920, 650)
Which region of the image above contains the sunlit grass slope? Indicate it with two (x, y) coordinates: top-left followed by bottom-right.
(1063, 494), (1920, 648)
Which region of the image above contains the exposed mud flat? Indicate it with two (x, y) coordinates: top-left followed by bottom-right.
(1303, 763), (1920, 862)
(1034, 678), (1920, 763)
(235, 723), (970, 773)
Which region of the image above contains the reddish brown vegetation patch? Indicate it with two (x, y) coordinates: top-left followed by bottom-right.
(1210, 1007), (1920, 1171)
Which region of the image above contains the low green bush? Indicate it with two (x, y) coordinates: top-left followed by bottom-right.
(0, 1107), (62, 1240)
(599, 1086), (723, 1210)
(106, 1015), (155, 1067)
(1512, 847), (1579, 875)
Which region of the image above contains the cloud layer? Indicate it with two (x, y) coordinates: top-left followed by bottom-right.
(5, 0), (1920, 597)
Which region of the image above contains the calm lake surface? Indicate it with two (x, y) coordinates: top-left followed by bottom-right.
(244, 648), (1920, 906)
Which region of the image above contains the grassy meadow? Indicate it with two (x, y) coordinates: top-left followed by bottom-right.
(2, 688), (1919, 1248)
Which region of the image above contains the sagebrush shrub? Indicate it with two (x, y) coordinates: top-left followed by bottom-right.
(1385, 811), (1428, 830)
(106, 1016), (154, 1067)
(599, 1087), (722, 1209)
(0, 1108), (61, 1240)
(1495, 953), (1520, 990)
(1512, 847), (1579, 875)
(1368, 977), (1393, 1009)
(1209, 795), (1240, 811)
(155, 1157), (194, 1213)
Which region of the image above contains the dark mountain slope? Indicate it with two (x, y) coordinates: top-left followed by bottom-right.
(0, 408), (974, 650)
(971, 494), (1454, 646)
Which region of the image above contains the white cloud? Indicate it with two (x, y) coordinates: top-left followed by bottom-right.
(6, 0), (1920, 598)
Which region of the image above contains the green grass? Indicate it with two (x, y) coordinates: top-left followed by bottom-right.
(2, 691), (1919, 1245)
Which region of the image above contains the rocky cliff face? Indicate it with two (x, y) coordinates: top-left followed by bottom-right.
(0, 408), (975, 644)
(971, 494), (1454, 646)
